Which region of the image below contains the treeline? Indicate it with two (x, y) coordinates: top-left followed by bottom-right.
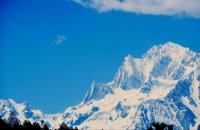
(0, 117), (174, 130)
(0, 118), (78, 130)
(148, 122), (173, 130)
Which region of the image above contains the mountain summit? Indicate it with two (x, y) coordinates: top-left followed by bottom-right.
(83, 42), (198, 102)
(1, 42), (200, 130)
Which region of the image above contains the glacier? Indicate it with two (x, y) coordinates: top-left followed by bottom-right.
(0, 42), (200, 130)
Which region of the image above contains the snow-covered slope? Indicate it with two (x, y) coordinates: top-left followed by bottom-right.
(0, 99), (44, 123)
(1, 42), (200, 130)
(0, 99), (64, 129)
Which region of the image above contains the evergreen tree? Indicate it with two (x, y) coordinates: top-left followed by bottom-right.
(33, 121), (42, 130)
(58, 122), (69, 130)
(0, 118), (10, 129)
(0, 117), (78, 130)
(43, 124), (49, 130)
(23, 120), (34, 130)
(8, 111), (19, 126)
(148, 122), (173, 130)
(13, 122), (24, 129)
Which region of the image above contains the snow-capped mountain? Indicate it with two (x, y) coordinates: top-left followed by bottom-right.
(0, 99), (44, 124)
(0, 98), (64, 128)
(1, 42), (200, 130)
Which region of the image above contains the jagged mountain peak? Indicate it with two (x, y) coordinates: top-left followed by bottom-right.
(143, 42), (189, 62)
(120, 42), (190, 74)
(153, 41), (186, 50)
(145, 41), (188, 54)
(124, 42), (188, 60)
(1, 42), (200, 130)
(120, 55), (141, 77)
(82, 81), (114, 103)
(82, 42), (200, 104)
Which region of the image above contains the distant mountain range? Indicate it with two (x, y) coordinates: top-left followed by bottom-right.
(1, 42), (200, 130)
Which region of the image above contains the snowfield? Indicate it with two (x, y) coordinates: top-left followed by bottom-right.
(1, 42), (200, 130)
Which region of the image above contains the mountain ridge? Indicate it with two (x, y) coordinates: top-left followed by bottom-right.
(1, 42), (200, 130)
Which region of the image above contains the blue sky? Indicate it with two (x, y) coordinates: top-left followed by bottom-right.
(1, 0), (200, 113)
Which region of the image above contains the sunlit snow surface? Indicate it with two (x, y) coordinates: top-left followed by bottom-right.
(1, 42), (200, 130)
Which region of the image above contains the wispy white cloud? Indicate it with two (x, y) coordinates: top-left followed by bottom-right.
(73, 0), (200, 18)
(53, 34), (66, 45)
